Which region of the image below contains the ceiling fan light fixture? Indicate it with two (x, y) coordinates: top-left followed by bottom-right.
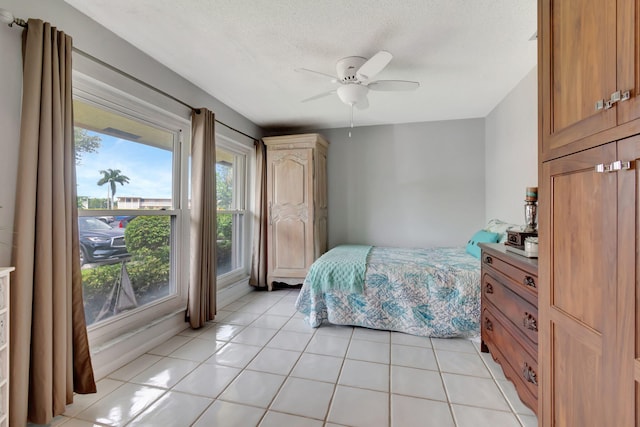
(337, 84), (368, 106)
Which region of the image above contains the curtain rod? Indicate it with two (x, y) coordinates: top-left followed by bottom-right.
(73, 48), (259, 141)
(1, 9), (259, 142)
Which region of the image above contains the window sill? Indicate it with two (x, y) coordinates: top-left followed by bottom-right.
(89, 275), (253, 380)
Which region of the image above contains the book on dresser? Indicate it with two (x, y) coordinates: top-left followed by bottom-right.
(478, 242), (538, 415)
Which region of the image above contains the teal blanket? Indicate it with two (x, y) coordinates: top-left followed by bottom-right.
(306, 245), (372, 294)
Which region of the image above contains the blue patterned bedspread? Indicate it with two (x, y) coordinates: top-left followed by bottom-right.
(295, 246), (481, 337)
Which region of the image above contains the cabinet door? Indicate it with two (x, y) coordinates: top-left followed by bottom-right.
(539, 142), (617, 426)
(266, 148), (314, 281)
(314, 147), (328, 258)
(617, 0), (640, 125)
(618, 135), (640, 427)
(540, 0), (617, 155)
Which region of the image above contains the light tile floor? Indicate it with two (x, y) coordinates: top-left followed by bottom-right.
(36, 289), (538, 427)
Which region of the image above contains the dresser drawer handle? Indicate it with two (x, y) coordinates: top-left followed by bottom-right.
(484, 317), (493, 331)
(485, 283), (494, 294)
(484, 255), (493, 265)
(523, 312), (538, 331)
(523, 362), (538, 385)
(523, 276), (536, 288)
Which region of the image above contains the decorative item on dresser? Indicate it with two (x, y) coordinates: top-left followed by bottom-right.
(479, 243), (538, 415)
(262, 133), (329, 288)
(0, 267), (13, 427)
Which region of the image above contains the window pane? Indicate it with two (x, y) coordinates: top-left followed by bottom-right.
(216, 212), (244, 276)
(74, 99), (174, 210)
(216, 213), (233, 275)
(80, 215), (172, 326)
(216, 149), (234, 210)
(74, 98), (178, 326)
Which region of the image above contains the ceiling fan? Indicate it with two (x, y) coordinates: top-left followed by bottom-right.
(297, 50), (420, 111)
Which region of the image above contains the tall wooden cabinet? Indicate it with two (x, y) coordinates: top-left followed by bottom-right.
(539, 1), (640, 425)
(540, 0), (640, 161)
(263, 134), (329, 287)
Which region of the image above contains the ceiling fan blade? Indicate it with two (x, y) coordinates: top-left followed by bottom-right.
(355, 96), (369, 110)
(367, 80), (420, 91)
(301, 90), (336, 103)
(356, 50), (392, 81)
(295, 68), (338, 82)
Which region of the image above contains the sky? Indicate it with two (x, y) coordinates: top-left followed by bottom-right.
(76, 132), (173, 200)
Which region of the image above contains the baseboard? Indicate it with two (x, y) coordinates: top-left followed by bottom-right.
(91, 310), (187, 380)
(217, 276), (253, 309)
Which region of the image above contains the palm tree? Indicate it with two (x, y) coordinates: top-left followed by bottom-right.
(97, 169), (130, 209)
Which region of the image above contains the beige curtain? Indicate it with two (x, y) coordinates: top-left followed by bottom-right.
(187, 109), (217, 328)
(10, 19), (96, 426)
(249, 139), (269, 290)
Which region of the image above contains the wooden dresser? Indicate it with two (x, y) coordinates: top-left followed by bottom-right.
(479, 243), (538, 414)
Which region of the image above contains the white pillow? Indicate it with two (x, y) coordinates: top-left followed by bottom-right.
(483, 219), (524, 243)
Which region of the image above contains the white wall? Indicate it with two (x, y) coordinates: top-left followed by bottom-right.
(0, 23), (22, 266)
(317, 119), (486, 249)
(0, 0), (263, 266)
(485, 67), (538, 225)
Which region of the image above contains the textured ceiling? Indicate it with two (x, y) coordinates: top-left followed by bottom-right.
(64, 0), (537, 131)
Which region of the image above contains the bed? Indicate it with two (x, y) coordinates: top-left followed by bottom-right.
(294, 220), (520, 337)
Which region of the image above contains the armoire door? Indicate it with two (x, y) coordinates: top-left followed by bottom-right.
(539, 142), (618, 426)
(617, 0), (640, 126)
(617, 134), (640, 426)
(267, 148), (314, 282)
(540, 0), (617, 154)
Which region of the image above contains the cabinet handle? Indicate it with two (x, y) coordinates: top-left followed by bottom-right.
(485, 283), (494, 294)
(269, 202), (273, 225)
(484, 255), (493, 265)
(523, 362), (538, 385)
(484, 317), (493, 331)
(523, 312), (538, 331)
(523, 276), (536, 288)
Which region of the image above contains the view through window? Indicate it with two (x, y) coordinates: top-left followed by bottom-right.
(216, 147), (246, 279)
(74, 97), (180, 326)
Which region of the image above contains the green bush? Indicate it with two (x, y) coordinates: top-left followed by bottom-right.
(82, 215), (172, 324)
(125, 216), (170, 252)
(217, 213), (231, 240)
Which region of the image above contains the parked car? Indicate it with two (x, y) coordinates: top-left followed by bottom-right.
(96, 215), (115, 224)
(78, 217), (129, 265)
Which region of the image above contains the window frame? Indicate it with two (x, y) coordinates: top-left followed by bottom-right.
(73, 72), (191, 345)
(215, 133), (252, 288)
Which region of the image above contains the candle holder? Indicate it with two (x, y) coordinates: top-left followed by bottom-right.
(523, 186), (538, 233)
(524, 200), (537, 232)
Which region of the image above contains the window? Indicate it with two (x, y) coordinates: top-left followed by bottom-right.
(73, 76), (190, 333)
(215, 140), (250, 288)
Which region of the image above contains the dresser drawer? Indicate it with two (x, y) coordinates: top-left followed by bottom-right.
(482, 308), (538, 401)
(481, 252), (537, 299)
(482, 273), (538, 346)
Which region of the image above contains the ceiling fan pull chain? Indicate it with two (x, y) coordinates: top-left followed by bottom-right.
(349, 104), (354, 138)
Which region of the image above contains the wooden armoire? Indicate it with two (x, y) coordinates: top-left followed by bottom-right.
(262, 133), (329, 287)
(538, 1), (640, 425)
